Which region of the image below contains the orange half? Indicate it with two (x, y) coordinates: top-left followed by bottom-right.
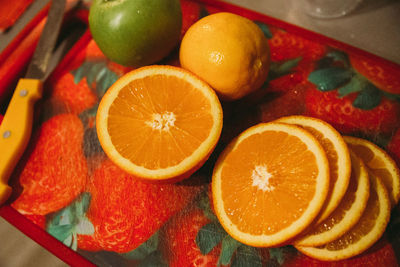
(96, 65), (223, 181)
(212, 122), (330, 247)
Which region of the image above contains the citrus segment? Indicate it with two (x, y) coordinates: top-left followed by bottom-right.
(294, 151), (370, 247)
(212, 122), (329, 247)
(344, 136), (400, 207)
(96, 65), (223, 181)
(275, 116), (351, 223)
(296, 172), (391, 261)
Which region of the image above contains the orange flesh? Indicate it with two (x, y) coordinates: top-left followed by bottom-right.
(324, 181), (380, 251)
(220, 131), (318, 235)
(348, 143), (393, 198)
(303, 126), (339, 205)
(107, 74), (214, 169)
(307, 156), (359, 235)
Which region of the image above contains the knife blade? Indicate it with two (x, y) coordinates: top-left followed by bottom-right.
(0, 0), (66, 205)
(25, 0), (66, 80)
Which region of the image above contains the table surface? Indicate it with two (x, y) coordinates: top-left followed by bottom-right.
(0, 218), (67, 267)
(225, 0), (400, 65)
(2, 0), (399, 266)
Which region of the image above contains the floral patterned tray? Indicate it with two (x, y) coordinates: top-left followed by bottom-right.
(1, 0), (400, 266)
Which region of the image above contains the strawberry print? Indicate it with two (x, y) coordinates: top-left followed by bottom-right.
(304, 51), (400, 136)
(268, 28), (327, 63)
(256, 28), (328, 121)
(349, 53), (400, 94)
(12, 113), (88, 215)
(161, 206), (223, 267)
(85, 40), (106, 61)
(305, 85), (400, 135)
(259, 83), (307, 123)
(47, 193), (96, 252)
(267, 29), (327, 90)
(85, 40), (133, 76)
(160, 192), (265, 267)
(71, 60), (119, 99)
(77, 159), (203, 253)
(51, 72), (97, 114)
(24, 214), (46, 229)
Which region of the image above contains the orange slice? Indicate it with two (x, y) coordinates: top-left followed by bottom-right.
(344, 136), (400, 207)
(296, 171), (391, 261)
(294, 151), (370, 246)
(212, 122), (330, 247)
(96, 65), (223, 181)
(275, 116), (351, 223)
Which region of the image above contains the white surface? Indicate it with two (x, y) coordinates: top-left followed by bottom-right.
(224, 0), (400, 64)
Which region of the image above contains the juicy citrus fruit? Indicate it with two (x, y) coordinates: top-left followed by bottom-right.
(96, 65), (223, 181)
(89, 0), (182, 67)
(344, 136), (400, 207)
(180, 12), (270, 100)
(275, 115), (351, 223)
(296, 172), (390, 261)
(294, 151), (370, 247)
(212, 122), (330, 247)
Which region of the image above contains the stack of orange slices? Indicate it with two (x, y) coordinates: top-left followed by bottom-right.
(212, 115), (399, 261)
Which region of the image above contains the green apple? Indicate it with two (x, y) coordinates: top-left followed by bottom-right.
(89, 0), (182, 67)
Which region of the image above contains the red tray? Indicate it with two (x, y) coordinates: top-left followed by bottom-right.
(1, 0), (400, 266)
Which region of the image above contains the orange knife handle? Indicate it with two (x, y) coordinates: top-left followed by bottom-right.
(0, 78), (42, 205)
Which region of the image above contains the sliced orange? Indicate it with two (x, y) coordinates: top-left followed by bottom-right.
(96, 65), (223, 181)
(212, 122), (330, 247)
(294, 151), (370, 247)
(275, 115), (351, 223)
(344, 136), (400, 207)
(296, 171), (391, 261)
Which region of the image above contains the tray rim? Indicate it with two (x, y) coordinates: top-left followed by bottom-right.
(0, 29), (95, 267)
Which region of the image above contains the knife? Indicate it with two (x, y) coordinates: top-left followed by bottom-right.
(0, 0), (66, 205)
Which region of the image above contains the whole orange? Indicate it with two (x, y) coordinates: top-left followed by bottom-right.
(179, 12), (270, 101)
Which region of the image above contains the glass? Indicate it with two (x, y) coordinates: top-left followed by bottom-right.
(300, 0), (364, 18)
